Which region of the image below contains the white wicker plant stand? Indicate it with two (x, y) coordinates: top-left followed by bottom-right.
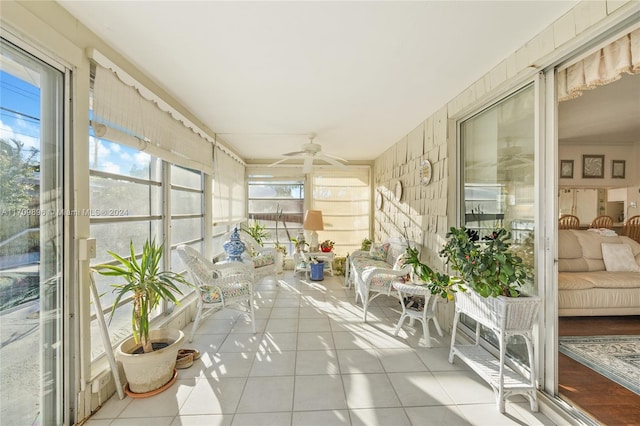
(392, 281), (443, 347)
(448, 290), (541, 413)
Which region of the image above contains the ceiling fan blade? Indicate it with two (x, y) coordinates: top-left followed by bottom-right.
(317, 153), (348, 169)
(267, 158), (290, 167)
(322, 152), (348, 163)
(283, 150), (306, 157)
(303, 156), (313, 174)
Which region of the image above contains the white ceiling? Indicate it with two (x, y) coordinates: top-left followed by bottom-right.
(58, 1), (579, 163)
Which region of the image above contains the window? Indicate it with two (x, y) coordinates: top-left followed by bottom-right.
(88, 60), (215, 364)
(89, 139), (163, 360)
(212, 146), (246, 255)
(311, 168), (371, 256)
(247, 167), (304, 254)
(169, 164), (204, 296)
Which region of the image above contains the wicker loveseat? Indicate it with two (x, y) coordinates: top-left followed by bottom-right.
(345, 237), (412, 321)
(558, 229), (640, 316)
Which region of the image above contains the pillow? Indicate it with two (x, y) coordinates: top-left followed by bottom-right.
(601, 243), (640, 272)
(369, 243), (390, 261)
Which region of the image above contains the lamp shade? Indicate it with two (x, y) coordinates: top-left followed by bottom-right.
(303, 210), (324, 231)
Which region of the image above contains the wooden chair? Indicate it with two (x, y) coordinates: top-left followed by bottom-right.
(559, 215), (580, 230)
(622, 215), (640, 243)
(589, 215), (613, 229)
(177, 245), (256, 342)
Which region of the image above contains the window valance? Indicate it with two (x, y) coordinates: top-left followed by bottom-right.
(558, 28), (640, 102)
(90, 51), (214, 174)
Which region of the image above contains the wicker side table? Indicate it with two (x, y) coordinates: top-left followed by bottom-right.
(392, 281), (443, 347)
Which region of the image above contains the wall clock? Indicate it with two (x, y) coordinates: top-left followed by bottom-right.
(375, 191), (383, 210)
(420, 159), (432, 185)
(394, 180), (403, 201)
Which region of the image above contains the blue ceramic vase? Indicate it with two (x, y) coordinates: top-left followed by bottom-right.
(224, 227), (246, 261)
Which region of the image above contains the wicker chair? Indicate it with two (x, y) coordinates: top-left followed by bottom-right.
(622, 215), (640, 244)
(558, 214), (580, 230)
(589, 215), (613, 229)
(177, 245), (255, 342)
(223, 230), (278, 282)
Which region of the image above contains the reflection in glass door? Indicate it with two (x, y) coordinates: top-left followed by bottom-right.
(458, 84), (537, 362)
(0, 39), (64, 425)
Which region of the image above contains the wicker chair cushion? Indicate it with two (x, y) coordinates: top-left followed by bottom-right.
(252, 254), (275, 268)
(361, 268), (404, 290)
(350, 257), (389, 271)
(201, 280), (252, 304)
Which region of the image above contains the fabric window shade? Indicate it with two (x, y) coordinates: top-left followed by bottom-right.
(213, 145), (246, 226)
(311, 167), (371, 256)
(92, 64), (214, 174)
(558, 28), (640, 102)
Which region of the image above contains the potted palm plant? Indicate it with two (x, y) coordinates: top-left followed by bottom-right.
(96, 239), (192, 396)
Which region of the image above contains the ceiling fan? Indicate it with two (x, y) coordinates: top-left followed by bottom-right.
(269, 133), (348, 173)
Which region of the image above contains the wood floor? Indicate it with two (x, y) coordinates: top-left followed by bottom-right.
(558, 316), (640, 426)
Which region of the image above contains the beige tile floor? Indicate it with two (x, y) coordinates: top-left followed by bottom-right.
(84, 272), (556, 426)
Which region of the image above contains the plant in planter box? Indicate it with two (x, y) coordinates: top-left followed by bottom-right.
(96, 239), (193, 395)
(439, 226), (530, 297)
(440, 226), (540, 414)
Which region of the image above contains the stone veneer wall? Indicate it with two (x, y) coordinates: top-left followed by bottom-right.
(372, 0), (639, 330)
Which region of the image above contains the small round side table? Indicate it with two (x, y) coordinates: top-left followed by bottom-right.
(392, 281), (443, 347)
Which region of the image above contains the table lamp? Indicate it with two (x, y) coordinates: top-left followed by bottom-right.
(303, 210), (324, 251)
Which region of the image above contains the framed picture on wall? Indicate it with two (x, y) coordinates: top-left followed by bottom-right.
(612, 160), (625, 178)
(582, 155), (604, 178)
(560, 160), (574, 178)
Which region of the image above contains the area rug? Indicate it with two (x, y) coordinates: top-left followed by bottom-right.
(559, 335), (640, 395)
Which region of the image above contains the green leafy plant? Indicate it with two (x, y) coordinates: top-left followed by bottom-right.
(242, 220), (269, 246)
(402, 245), (458, 300)
(333, 256), (347, 276)
(274, 243), (287, 255)
(439, 226), (529, 297)
(96, 239), (192, 353)
(360, 238), (372, 251)
(290, 236), (308, 252)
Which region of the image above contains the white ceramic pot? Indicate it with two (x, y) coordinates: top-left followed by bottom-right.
(116, 328), (184, 394)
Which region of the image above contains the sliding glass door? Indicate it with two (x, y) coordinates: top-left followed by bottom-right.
(458, 83), (539, 363)
(0, 38), (65, 425)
